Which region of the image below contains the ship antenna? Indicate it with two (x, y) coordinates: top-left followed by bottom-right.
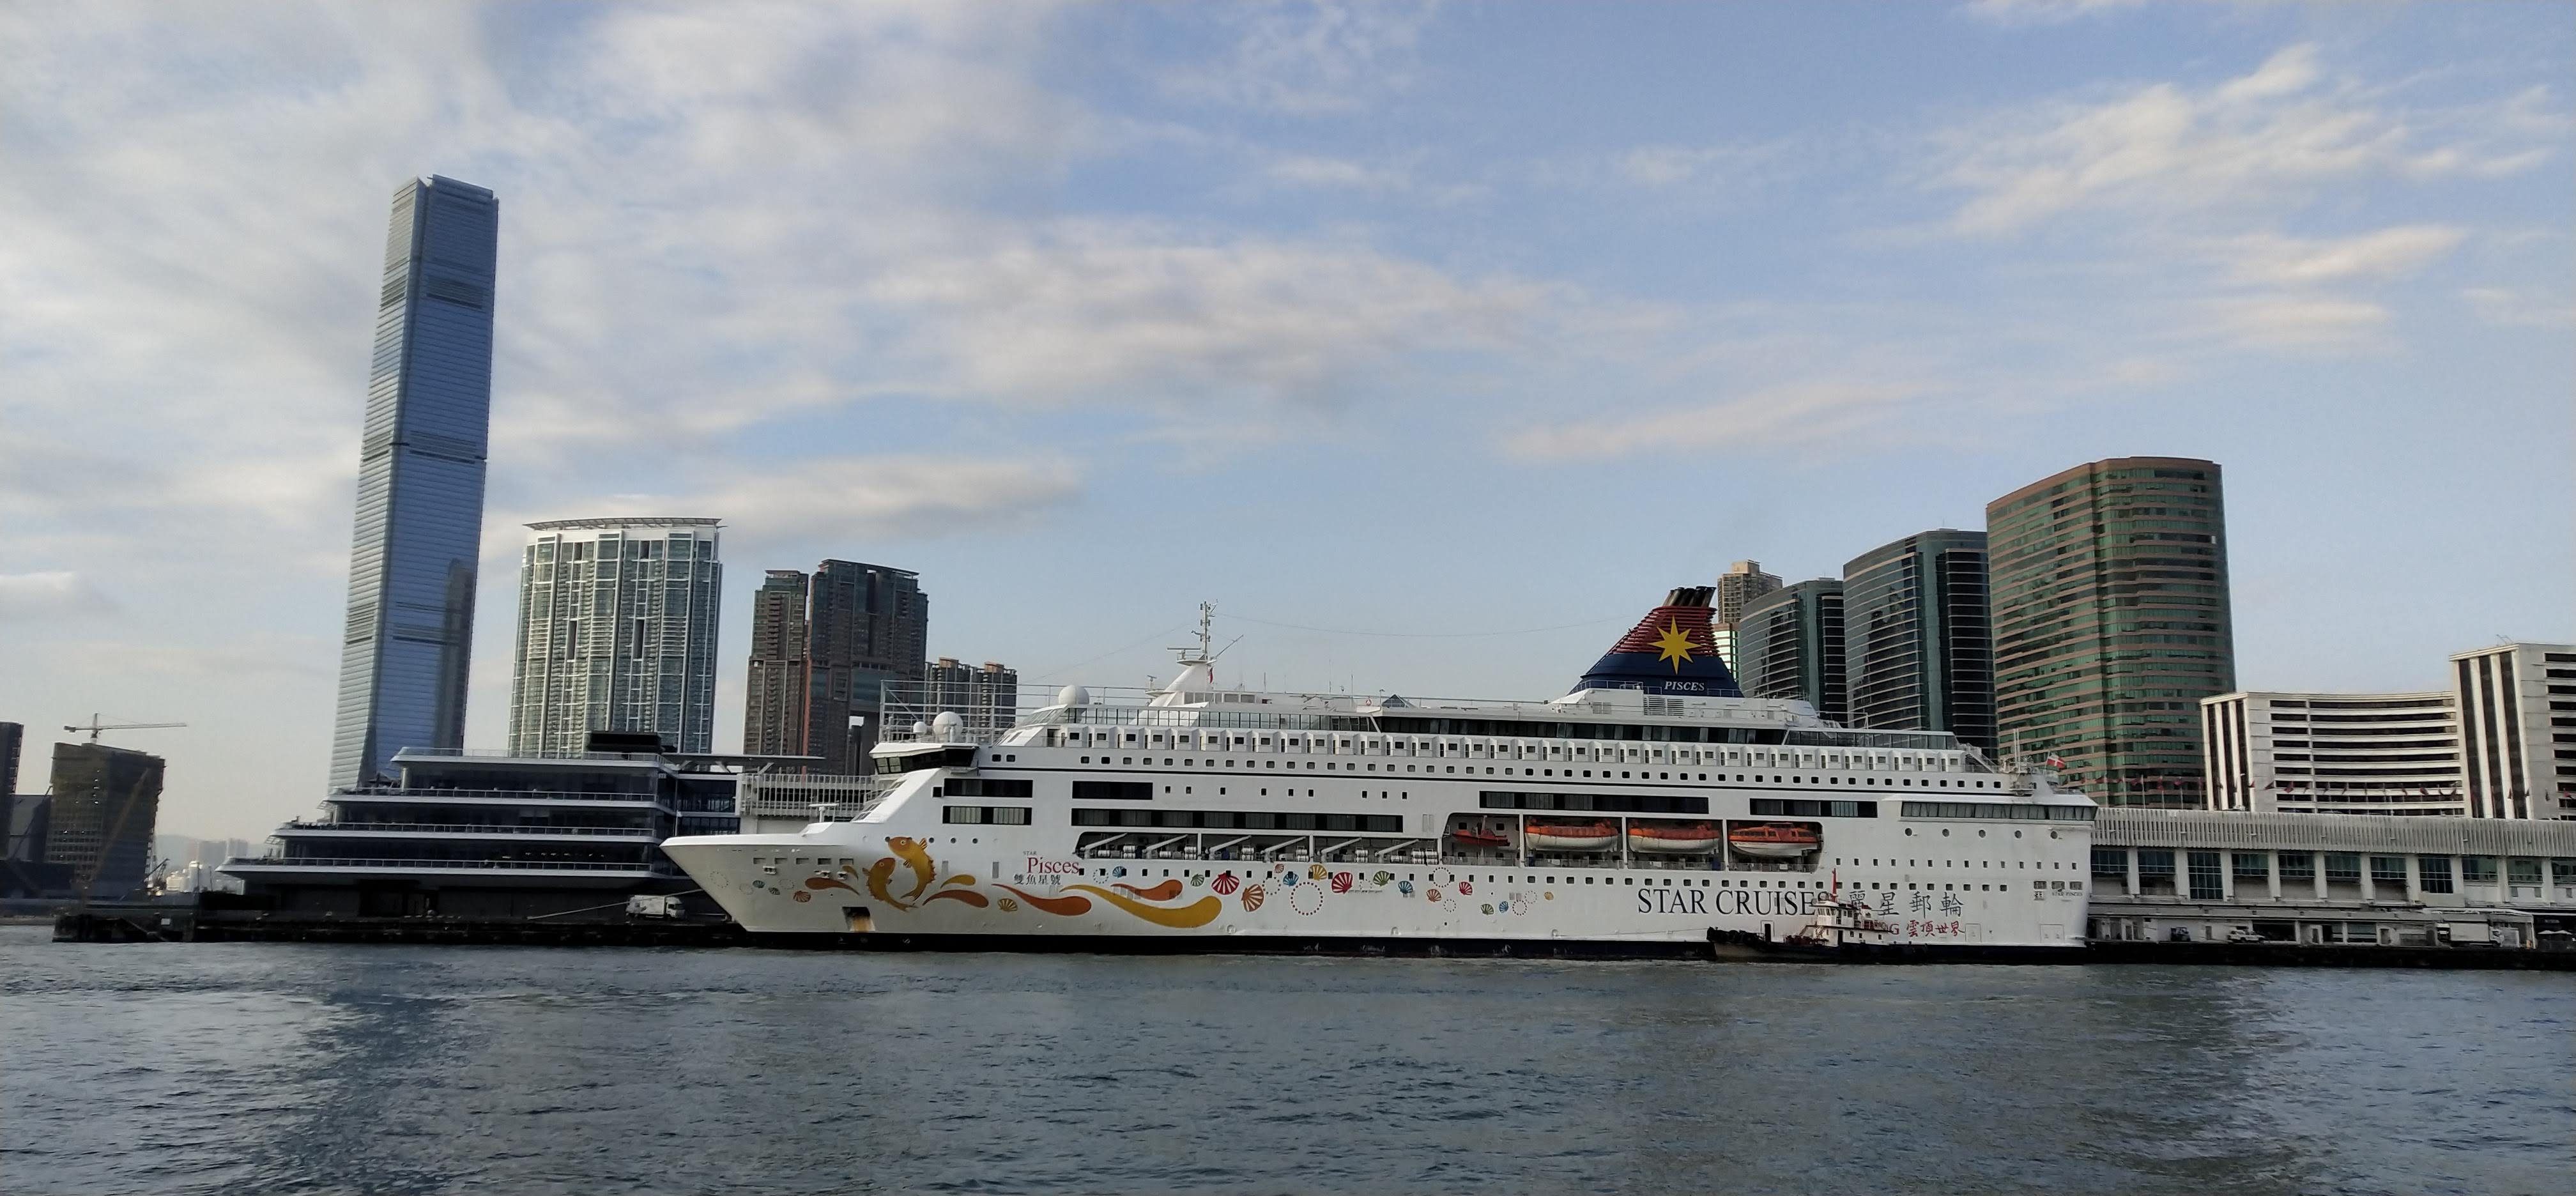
(1173, 601), (1219, 666)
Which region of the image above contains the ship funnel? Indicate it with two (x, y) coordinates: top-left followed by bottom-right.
(1571, 586), (1742, 698)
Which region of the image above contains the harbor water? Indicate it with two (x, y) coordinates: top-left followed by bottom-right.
(2, 925), (2567, 1195)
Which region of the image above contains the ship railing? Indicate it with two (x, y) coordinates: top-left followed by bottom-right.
(395, 747), (678, 764)
(220, 856), (673, 874)
(336, 785), (667, 804)
(278, 820), (659, 838)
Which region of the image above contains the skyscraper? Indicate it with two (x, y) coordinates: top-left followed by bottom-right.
(742, 570), (813, 758)
(925, 658), (1019, 737)
(41, 742), (164, 898)
(737, 561), (928, 772)
(507, 519), (723, 755)
(1, 721), (21, 796)
(1842, 530), (1996, 751)
(329, 176), (498, 789)
(806, 561), (927, 773)
(1988, 457), (2234, 806)
(1735, 579), (1847, 723)
(1714, 560), (1782, 625)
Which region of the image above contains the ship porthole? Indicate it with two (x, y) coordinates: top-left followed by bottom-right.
(2014, 831), (2023, 838)
(1905, 829), (1913, 836)
(1977, 830), (1987, 838)
(1941, 829), (1951, 836)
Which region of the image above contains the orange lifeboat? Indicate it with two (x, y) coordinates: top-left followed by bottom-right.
(1727, 822), (1821, 859)
(1523, 820), (1618, 851)
(1627, 822), (1721, 853)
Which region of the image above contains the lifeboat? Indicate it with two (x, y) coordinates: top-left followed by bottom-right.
(1450, 827), (1510, 848)
(1727, 822), (1821, 859)
(1627, 822), (1721, 853)
(1523, 820), (1618, 851)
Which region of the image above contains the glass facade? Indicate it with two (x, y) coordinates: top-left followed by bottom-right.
(1841, 529), (1995, 751)
(1987, 458), (2234, 806)
(330, 176), (498, 789)
(1735, 579), (1846, 723)
(508, 519), (724, 755)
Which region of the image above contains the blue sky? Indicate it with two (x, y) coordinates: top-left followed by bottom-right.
(3, 1), (2569, 838)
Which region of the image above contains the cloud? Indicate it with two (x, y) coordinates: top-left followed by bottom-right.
(1940, 44), (2552, 233)
(1499, 380), (1939, 462)
(2200, 295), (2391, 352)
(1958, 0), (2147, 26)
(1264, 153), (1409, 190)
(1613, 142), (1794, 190)
(0, 572), (119, 621)
(868, 223), (1552, 407)
(2461, 286), (2576, 329)
(2213, 226), (2466, 287)
(1163, 1), (1437, 114)
(494, 455), (1085, 550)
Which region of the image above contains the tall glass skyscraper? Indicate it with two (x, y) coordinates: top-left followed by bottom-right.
(1988, 457), (2234, 806)
(508, 519), (724, 755)
(1736, 579), (1847, 723)
(329, 176), (499, 789)
(1842, 529), (1996, 751)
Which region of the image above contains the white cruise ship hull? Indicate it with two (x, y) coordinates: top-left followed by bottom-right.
(668, 593), (2097, 957)
(666, 759), (2094, 956)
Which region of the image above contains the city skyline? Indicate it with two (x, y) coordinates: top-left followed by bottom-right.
(3, 4), (2569, 839)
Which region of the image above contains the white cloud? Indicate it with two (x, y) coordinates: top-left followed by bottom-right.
(692, 456), (1085, 542)
(868, 223), (1551, 407)
(1958, 0), (2148, 27)
(1613, 142), (1793, 190)
(1163, 1), (1437, 114)
(2200, 295), (2392, 352)
(1265, 153), (1409, 190)
(2461, 287), (2576, 329)
(0, 572), (118, 621)
(1499, 380), (1939, 462)
(1940, 44), (2551, 233)
(2214, 226), (2466, 287)
(482, 455), (1084, 557)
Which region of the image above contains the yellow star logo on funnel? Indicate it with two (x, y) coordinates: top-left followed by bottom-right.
(1650, 621), (1697, 671)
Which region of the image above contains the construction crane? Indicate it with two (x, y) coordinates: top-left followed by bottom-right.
(63, 714), (187, 743)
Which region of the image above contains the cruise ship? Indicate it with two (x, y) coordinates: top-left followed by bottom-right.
(664, 591), (2098, 956)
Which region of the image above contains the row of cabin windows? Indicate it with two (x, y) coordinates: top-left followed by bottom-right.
(1049, 729), (1972, 773)
(1072, 808), (1403, 832)
(1071, 755), (2000, 790)
(941, 806), (1032, 825)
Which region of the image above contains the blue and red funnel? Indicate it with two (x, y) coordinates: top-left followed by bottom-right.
(1573, 586), (1742, 698)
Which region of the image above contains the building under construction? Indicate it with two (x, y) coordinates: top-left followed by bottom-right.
(42, 742), (165, 899)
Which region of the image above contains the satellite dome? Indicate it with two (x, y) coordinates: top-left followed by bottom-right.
(931, 710), (964, 739)
(1057, 684), (1091, 707)
(910, 721), (930, 737)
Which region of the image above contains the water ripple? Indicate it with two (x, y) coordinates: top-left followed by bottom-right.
(3, 929), (2570, 1195)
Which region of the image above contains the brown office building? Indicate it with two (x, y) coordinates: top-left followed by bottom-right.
(739, 560), (928, 774)
(1988, 457), (2235, 807)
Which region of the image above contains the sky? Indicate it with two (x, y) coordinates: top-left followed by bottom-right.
(2, 1), (2569, 839)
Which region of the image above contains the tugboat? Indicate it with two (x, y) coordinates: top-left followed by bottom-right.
(1785, 891), (1902, 950)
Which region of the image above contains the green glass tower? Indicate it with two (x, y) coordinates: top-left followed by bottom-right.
(1987, 457), (2234, 806)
